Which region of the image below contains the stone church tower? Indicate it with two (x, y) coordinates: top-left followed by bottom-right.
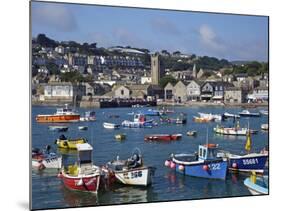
(151, 53), (162, 85)
(192, 63), (197, 79)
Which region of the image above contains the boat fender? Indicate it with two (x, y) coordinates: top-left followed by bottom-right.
(232, 163), (238, 168)
(57, 172), (62, 178)
(170, 162), (176, 169)
(164, 160), (170, 167)
(178, 165), (185, 171)
(202, 165), (209, 171)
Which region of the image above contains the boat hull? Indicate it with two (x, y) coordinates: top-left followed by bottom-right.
(172, 159), (228, 180)
(214, 127), (247, 136)
(114, 167), (153, 186)
(244, 177), (268, 195)
(36, 114), (80, 123)
(60, 172), (100, 193)
(32, 156), (62, 169)
(228, 154), (268, 173)
(144, 134), (182, 141)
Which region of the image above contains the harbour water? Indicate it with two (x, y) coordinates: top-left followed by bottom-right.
(31, 106), (269, 210)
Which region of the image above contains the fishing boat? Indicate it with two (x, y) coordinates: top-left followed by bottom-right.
(193, 116), (213, 123)
(55, 135), (87, 150)
(32, 146), (62, 170)
(259, 110), (269, 116)
(80, 111), (96, 122)
(36, 104), (80, 123)
(261, 124), (269, 131)
(57, 143), (101, 193)
(165, 144), (228, 180)
(106, 149), (155, 186)
(244, 172), (268, 195)
(115, 133), (126, 140)
(186, 131), (197, 136)
(78, 126), (88, 131)
(122, 114), (157, 128)
(239, 110), (261, 117)
(48, 125), (69, 132)
(198, 112), (222, 121)
(222, 112), (240, 119)
(160, 114), (187, 124)
(213, 124), (248, 136)
(217, 131), (268, 173)
(144, 134), (182, 141)
(103, 122), (120, 129)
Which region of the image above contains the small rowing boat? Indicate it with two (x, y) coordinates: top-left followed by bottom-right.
(186, 131), (197, 136)
(261, 124), (269, 131)
(115, 133), (126, 140)
(78, 126), (88, 130)
(48, 125), (69, 132)
(244, 172), (268, 195)
(103, 122), (120, 129)
(32, 146), (62, 170)
(144, 134), (182, 141)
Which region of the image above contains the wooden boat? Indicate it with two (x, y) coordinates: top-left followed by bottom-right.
(261, 124), (269, 131)
(193, 116), (213, 123)
(259, 110), (269, 116)
(55, 135), (87, 149)
(166, 144), (228, 180)
(144, 134), (182, 141)
(122, 114), (157, 128)
(103, 122), (120, 129)
(48, 125), (69, 132)
(244, 172), (268, 195)
(115, 133), (126, 140)
(32, 146), (62, 170)
(57, 143), (101, 193)
(78, 126), (88, 130)
(36, 104), (80, 123)
(186, 131), (197, 136)
(239, 110), (261, 117)
(106, 149), (155, 186)
(80, 111), (96, 122)
(217, 131), (268, 173)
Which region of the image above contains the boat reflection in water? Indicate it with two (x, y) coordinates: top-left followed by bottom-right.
(60, 185), (99, 208)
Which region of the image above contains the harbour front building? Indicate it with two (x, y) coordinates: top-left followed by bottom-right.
(40, 82), (86, 104)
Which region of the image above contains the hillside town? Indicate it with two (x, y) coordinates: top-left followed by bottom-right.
(32, 34), (269, 108)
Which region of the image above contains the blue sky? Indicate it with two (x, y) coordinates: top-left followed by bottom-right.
(31, 1), (268, 61)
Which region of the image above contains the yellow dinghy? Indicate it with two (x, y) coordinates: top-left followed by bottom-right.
(55, 135), (87, 150)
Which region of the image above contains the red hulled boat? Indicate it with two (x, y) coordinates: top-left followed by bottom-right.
(58, 143), (101, 193)
(144, 134), (182, 141)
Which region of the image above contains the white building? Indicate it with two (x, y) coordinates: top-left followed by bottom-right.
(141, 76), (152, 84)
(55, 46), (65, 54)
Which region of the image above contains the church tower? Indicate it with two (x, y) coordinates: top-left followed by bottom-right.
(192, 63), (197, 79)
(151, 53), (162, 85)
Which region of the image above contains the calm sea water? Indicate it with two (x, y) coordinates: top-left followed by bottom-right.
(31, 105), (269, 210)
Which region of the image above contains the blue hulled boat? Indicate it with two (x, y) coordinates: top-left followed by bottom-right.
(166, 144), (228, 180)
(217, 130), (268, 173)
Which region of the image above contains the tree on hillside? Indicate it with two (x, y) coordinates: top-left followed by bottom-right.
(159, 75), (178, 88)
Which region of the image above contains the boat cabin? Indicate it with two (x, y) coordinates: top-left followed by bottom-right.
(134, 114), (146, 122)
(198, 144), (219, 161)
(76, 143), (93, 166)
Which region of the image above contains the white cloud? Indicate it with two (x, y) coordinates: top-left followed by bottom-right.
(32, 3), (77, 32)
(199, 24), (226, 52)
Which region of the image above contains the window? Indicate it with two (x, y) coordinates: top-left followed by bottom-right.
(121, 89), (124, 95)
